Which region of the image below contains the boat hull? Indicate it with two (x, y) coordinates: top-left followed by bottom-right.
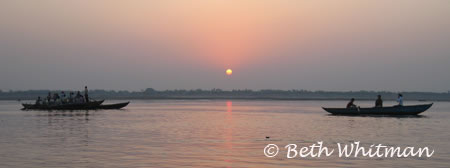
(22, 100), (105, 110)
(98, 102), (129, 109)
(322, 104), (433, 115)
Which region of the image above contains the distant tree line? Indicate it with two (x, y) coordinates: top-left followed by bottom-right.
(0, 88), (449, 101)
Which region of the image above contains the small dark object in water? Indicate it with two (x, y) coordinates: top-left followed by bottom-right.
(266, 136), (270, 139)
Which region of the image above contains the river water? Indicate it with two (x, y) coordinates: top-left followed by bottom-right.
(0, 100), (449, 167)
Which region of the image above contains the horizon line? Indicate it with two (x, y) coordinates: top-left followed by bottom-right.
(1, 88), (449, 94)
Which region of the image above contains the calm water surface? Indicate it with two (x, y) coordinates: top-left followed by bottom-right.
(0, 100), (449, 168)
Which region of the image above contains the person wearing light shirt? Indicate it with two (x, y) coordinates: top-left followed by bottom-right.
(397, 94), (403, 106)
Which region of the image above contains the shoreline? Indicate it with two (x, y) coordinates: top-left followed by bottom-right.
(2, 89), (449, 101)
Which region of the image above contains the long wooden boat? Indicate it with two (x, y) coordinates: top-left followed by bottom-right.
(22, 100), (104, 110)
(322, 104), (433, 115)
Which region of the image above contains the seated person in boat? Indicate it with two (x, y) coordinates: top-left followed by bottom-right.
(52, 93), (60, 104)
(42, 99), (49, 105)
(61, 91), (67, 104)
(74, 91), (85, 103)
(375, 95), (383, 107)
(68, 92), (74, 103)
(46, 92), (52, 104)
(397, 94), (403, 106)
(347, 98), (357, 109)
(35, 96), (42, 105)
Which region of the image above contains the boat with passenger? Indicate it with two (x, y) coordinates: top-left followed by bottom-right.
(21, 86), (129, 110)
(322, 104), (433, 115)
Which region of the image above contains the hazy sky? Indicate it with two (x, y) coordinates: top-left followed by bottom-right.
(1, 0), (449, 92)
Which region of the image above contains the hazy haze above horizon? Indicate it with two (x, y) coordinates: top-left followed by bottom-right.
(1, 0), (450, 92)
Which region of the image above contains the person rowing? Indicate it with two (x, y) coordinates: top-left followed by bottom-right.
(347, 98), (357, 109)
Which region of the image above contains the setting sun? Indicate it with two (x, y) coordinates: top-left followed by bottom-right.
(226, 69), (232, 76)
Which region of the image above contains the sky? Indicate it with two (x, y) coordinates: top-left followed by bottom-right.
(1, 0), (449, 92)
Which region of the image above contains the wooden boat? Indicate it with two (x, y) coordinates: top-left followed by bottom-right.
(322, 104), (433, 115)
(98, 102), (130, 109)
(22, 100), (105, 110)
